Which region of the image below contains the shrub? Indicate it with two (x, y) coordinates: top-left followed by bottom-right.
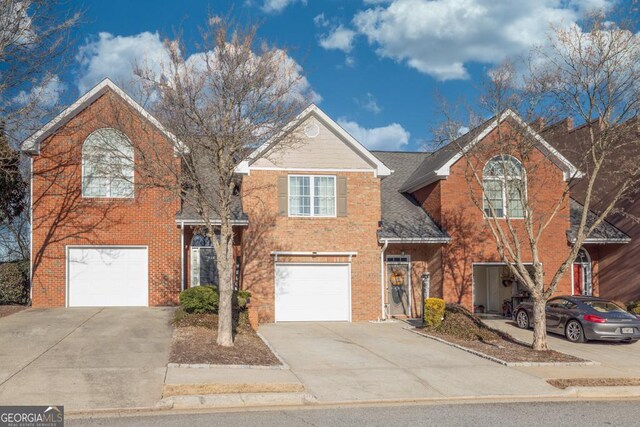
(0, 261), (30, 305)
(630, 306), (640, 316)
(235, 290), (251, 309)
(424, 298), (446, 327)
(179, 286), (219, 314)
(627, 301), (640, 313)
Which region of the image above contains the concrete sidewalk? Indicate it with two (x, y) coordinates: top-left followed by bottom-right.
(484, 318), (640, 380)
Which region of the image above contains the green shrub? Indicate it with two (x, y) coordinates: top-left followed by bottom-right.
(0, 261), (30, 305)
(631, 306), (640, 316)
(235, 290), (251, 309)
(424, 298), (446, 327)
(179, 286), (219, 314)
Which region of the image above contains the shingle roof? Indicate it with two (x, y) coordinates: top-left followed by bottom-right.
(175, 192), (248, 224)
(400, 115), (497, 192)
(568, 199), (630, 243)
(372, 151), (449, 242)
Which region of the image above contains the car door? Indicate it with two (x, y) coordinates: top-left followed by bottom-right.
(545, 299), (564, 331)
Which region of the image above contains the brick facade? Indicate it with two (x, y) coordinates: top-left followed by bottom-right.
(241, 170), (383, 322)
(417, 121), (578, 309)
(31, 91), (182, 307)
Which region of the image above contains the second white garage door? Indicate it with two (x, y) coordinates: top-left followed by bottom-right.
(275, 263), (351, 322)
(67, 246), (149, 307)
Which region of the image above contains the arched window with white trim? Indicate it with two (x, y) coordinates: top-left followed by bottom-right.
(483, 155), (525, 218)
(82, 128), (134, 198)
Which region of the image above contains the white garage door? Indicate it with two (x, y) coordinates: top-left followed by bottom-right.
(68, 247), (148, 307)
(275, 263), (350, 322)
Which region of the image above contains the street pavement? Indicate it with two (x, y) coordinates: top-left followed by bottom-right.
(68, 399), (640, 426)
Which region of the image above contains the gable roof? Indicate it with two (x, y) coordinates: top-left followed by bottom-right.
(235, 104), (392, 177)
(21, 78), (182, 155)
(373, 151), (449, 243)
(400, 109), (582, 193)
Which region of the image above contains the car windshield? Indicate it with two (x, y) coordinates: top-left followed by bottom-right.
(584, 301), (627, 313)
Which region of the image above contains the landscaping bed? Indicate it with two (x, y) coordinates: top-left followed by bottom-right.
(170, 307), (281, 366)
(417, 302), (585, 364)
(548, 378), (640, 389)
(0, 305), (26, 319)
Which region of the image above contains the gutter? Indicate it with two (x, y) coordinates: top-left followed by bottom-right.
(378, 237), (451, 244)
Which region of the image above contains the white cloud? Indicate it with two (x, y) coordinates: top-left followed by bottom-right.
(261, 0), (306, 14)
(319, 25), (357, 52)
(338, 119), (410, 151)
(353, 0), (616, 80)
(76, 32), (170, 94)
(13, 75), (65, 108)
(356, 92), (382, 114)
(74, 31), (321, 104)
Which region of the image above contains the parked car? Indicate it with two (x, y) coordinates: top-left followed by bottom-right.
(513, 296), (640, 343)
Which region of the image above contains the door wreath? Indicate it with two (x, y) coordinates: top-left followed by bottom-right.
(390, 268), (405, 286)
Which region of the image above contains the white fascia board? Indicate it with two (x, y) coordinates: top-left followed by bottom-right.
(21, 78), (185, 155)
(503, 109), (582, 180)
(405, 109), (583, 191)
(234, 104), (392, 177)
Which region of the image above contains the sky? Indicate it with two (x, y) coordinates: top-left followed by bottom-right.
(43, 0), (619, 152)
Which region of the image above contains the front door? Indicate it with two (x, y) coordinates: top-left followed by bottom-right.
(387, 260), (411, 316)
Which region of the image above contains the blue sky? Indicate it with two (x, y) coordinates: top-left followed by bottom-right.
(52, 0), (617, 152)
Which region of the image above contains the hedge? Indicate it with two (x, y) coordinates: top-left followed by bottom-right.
(424, 297), (446, 327)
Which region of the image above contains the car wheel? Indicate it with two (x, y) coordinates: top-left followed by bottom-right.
(516, 310), (530, 329)
(565, 320), (586, 343)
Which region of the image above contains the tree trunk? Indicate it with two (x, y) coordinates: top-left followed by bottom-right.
(216, 236), (234, 347)
(531, 295), (548, 351)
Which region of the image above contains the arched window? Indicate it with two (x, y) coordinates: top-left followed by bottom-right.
(573, 248), (592, 296)
(483, 155), (525, 218)
(82, 128), (134, 198)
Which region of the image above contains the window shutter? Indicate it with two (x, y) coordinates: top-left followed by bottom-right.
(278, 176), (288, 216)
(337, 176), (347, 217)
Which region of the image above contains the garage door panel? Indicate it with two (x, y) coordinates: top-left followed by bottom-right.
(68, 247), (148, 307)
(275, 264), (350, 322)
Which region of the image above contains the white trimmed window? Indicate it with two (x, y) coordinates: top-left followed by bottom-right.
(82, 128), (134, 198)
(289, 175), (336, 217)
(483, 155), (525, 218)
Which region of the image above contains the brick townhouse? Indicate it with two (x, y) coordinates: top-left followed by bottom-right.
(22, 79), (629, 322)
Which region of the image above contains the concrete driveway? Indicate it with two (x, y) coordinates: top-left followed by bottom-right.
(0, 307), (174, 411)
(259, 321), (558, 402)
(484, 318), (640, 380)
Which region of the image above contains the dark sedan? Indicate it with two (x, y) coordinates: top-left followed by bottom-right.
(513, 296), (640, 343)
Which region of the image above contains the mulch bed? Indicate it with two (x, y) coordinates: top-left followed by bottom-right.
(417, 304), (584, 364)
(548, 378), (640, 389)
(170, 310), (281, 366)
(422, 330), (583, 363)
(0, 305), (26, 319)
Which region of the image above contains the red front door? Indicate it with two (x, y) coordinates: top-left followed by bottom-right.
(573, 263), (583, 295)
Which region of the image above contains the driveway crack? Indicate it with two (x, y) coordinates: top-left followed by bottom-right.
(0, 308), (104, 388)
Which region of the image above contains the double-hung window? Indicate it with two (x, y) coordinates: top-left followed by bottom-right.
(289, 175), (336, 217)
(82, 128), (134, 198)
(483, 155), (525, 218)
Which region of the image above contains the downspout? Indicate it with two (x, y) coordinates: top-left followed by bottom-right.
(380, 239), (389, 321)
(180, 221), (185, 291)
(29, 157), (33, 303)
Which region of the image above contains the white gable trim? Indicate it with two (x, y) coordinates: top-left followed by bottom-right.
(403, 109), (582, 193)
(21, 78), (183, 155)
(234, 104), (392, 177)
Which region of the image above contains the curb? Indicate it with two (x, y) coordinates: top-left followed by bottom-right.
(564, 386), (640, 398)
(158, 391), (316, 410)
(406, 327), (599, 367)
(167, 363), (287, 370)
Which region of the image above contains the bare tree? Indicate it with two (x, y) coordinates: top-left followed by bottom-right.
(132, 17), (309, 346)
(436, 9), (640, 350)
(0, 1), (79, 263)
